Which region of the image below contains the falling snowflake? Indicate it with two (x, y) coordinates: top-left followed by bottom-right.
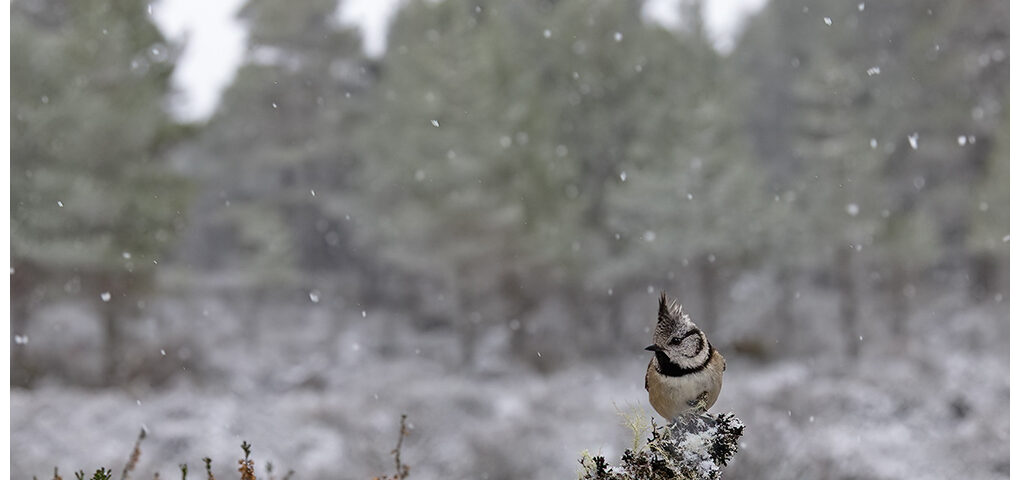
(100, 292), (112, 302)
(907, 133), (919, 149)
(846, 203), (860, 216)
(823, 17), (832, 26)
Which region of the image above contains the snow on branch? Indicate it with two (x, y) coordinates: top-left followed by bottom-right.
(579, 411), (744, 480)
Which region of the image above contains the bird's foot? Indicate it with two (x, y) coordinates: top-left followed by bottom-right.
(687, 391), (710, 413)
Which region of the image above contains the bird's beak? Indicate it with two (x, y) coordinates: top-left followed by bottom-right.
(645, 344), (663, 352)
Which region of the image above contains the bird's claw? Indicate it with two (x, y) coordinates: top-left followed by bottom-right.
(687, 391), (710, 412)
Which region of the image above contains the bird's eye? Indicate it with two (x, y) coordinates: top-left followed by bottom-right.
(668, 337), (682, 345)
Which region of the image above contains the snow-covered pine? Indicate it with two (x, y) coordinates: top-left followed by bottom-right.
(580, 411), (744, 480)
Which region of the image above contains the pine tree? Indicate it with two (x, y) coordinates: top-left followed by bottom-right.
(183, 0), (370, 283)
(357, 0), (763, 363)
(11, 0), (190, 384)
(601, 0), (767, 338)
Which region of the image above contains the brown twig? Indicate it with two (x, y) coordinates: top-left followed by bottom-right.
(202, 458), (215, 480)
(121, 428), (147, 480)
(390, 414), (410, 480)
(238, 442), (256, 480)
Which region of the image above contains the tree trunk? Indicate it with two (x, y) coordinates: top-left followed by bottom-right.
(698, 254), (719, 335)
(11, 299), (33, 387)
(101, 300), (122, 385)
(834, 248), (859, 358)
(455, 287), (479, 368)
(775, 265), (796, 350)
(963, 135), (996, 301)
(501, 271), (536, 360)
(603, 232), (628, 344)
(459, 319), (478, 368)
(11, 262), (39, 387)
(889, 263), (910, 339)
(606, 294), (625, 346)
(969, 252), (996, 302)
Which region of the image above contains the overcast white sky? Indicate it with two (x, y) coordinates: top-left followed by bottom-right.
(152, 0), (765, 121)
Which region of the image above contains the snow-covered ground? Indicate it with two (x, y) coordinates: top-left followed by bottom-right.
(12, 291), (1008, 479)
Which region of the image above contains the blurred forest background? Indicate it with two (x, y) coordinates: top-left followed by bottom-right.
(11, 0), (1009, 479)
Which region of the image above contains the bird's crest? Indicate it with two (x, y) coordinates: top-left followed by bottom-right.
(658, 291), (685, 327)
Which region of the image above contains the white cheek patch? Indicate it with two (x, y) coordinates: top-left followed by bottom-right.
(680, 332), (703, 358)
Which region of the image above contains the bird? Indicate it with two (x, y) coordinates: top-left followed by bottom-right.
(645, 291), (726, 420)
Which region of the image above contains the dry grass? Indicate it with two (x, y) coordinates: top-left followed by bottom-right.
(121, 429), (146, 480)
(43, 415), (413, 480)
(614, 403), (653, 453)
(373, 414), (411, 480)
(236, 442), (255, 480)
(202, 458), (215, 480)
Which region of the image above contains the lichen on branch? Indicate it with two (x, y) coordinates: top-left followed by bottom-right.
(580, 411), (744, 480)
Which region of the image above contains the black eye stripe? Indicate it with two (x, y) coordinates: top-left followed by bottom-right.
(655, 342), (715, 377)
